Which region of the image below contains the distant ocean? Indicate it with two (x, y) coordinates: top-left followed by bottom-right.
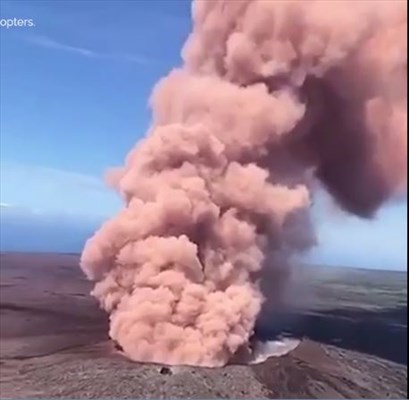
(0, 205), (406, 271)
(0, 206), (101, 253)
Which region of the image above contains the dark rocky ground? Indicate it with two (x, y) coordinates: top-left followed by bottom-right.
(0, 252), (407, 399)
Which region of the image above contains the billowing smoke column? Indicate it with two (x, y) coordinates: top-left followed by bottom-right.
(80, 0), (407, 367)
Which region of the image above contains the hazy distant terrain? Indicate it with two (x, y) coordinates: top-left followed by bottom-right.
(256, 264), (407, 365)
(0, 252), (407, 399)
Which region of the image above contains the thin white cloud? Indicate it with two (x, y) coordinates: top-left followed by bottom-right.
(26, 35), (151, 65)
(25, 164), (109, 192)
(0, 202), (13, 208)
(1, 162), (122, 219)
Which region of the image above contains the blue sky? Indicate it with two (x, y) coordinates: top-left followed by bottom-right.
(0, 0), (407, 270)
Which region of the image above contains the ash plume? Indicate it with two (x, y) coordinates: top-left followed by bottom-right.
(80, 0), (407, 367)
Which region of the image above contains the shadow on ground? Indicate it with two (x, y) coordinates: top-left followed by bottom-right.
(255, 306), (407, 365)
